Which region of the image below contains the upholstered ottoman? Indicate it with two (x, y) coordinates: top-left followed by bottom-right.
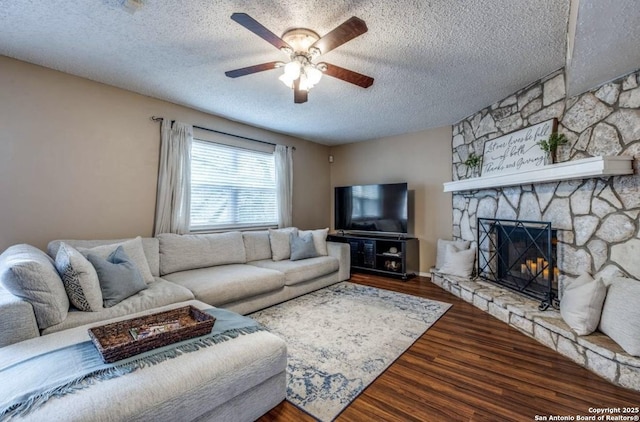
(0, 300), (287, 422)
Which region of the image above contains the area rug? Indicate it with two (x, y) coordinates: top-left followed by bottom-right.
(249, 282), (451, 421)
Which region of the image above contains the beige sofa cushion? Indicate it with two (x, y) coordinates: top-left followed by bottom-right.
(158, 232), (247, 275)
(0, 287), (40, 347)
(0, 244), (69, 330)
(41, 279), (194, 335)
(248, 256), (339, 286)
(243, 231), (272, 262)
(163, 264), (285, 306)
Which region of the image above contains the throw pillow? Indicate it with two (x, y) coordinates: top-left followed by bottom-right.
(54, 243), (103, 312)
(436, 239), (471, 270)
(560, 273), (606, 336)
(86, 246), (148, 308)
(298, 228), (329, 256)
(599, 276), (640, 356)
(269, 227), (298, 261)
(290, 232), (319, 261)
(78, 237), (154, 284)
(0, 244), (69, 329)
(242, 231), (272, 261)
(439, 244), (475, 278)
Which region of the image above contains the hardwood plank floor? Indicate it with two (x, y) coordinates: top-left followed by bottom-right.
(259, 273), (640, 421)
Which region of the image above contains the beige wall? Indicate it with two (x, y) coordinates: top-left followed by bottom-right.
(329, 128), (453, 273)
(0, 56), (330, 251)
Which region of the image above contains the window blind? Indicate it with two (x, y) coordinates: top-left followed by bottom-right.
(190, 140), (278, 231)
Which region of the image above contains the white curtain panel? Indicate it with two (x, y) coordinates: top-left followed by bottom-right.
(275, 145), (293, 228)
(154, 120), (193, 235)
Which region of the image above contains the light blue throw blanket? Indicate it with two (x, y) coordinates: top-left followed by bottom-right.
(0, 308), (265, 419)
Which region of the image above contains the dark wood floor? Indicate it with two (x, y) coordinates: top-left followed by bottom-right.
(260, 273), (640, 422)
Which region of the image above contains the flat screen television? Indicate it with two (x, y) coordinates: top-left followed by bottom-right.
(334, 182), (408, 235)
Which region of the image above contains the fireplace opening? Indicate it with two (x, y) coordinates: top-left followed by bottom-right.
(477, 218), (558, 310)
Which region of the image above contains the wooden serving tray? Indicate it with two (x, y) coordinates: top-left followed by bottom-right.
(88, 306), (215, 363)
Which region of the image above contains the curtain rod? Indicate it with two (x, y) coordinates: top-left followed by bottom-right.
(151, 116), (295, 150)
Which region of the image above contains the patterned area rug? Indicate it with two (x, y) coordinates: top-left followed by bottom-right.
(249, 282), (451, 421)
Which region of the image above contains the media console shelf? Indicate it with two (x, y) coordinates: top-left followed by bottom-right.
(327, 233), (419, 280)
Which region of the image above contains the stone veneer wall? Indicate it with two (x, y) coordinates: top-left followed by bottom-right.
(451, 68), (640, 289)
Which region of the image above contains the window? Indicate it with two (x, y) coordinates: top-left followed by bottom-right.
(190, 140), (277, 231)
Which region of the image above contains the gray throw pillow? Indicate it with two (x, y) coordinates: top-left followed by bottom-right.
(87, 246), (147, 308)
(0, 244), (69, 329)
(290, 232), (319, 261)
(78, 237), (154, 284)
(298, 228), (329, 256)
(55, 243), (103, 312)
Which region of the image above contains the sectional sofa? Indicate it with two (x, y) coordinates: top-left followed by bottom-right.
(0, 228), (350, 421)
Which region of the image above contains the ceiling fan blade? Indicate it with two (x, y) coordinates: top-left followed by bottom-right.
(310, 16), (368, 55)
(225, 61), (281, 78)
(320, 63), (374, 88)
(294, 79), (308, 104)
(231, 13), (292, 51)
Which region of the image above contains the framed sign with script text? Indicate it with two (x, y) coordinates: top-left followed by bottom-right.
(481, 119), (557, 177)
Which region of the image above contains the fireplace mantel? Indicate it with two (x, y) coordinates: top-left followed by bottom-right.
(443, 156), (634, 193)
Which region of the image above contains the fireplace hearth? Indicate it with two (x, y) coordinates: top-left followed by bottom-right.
(477, 218), (558, 310)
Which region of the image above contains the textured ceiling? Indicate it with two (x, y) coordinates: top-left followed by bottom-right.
(0, 0), (636, 145)
(565, 0), (640, 97)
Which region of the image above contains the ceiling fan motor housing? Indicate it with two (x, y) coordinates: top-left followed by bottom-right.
(281, 28), (321, 56)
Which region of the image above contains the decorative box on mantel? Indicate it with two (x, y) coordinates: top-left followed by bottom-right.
(444, 156), (633, 193)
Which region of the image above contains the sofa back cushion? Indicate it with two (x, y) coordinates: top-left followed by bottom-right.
(48, 237), (160, 278)
(243, 231), (272, 262)
(158, 232), (246, 275)
(0, 244), (69, 329)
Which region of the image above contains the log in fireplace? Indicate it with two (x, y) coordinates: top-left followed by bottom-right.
(477, 218), (558, 310)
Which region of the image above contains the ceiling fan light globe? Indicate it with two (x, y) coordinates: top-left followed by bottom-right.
(284, 61), (301, 79)
(305, 66), (323, 86)
(279, 74), (294, 88)
(299, 74), (312, 91)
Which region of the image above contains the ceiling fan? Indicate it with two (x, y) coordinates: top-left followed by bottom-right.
(225, 13), (374, 104)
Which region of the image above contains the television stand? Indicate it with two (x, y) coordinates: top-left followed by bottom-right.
(327, 233), (419, 280)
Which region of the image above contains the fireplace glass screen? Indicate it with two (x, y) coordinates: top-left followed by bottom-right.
(477, 218), (558, 310)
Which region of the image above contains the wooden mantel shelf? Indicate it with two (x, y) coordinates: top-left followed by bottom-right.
(443, 156), (634, 192)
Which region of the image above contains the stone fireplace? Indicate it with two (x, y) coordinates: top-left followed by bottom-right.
(435, 68), (640, 393)
(451, 68), (640, 292)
